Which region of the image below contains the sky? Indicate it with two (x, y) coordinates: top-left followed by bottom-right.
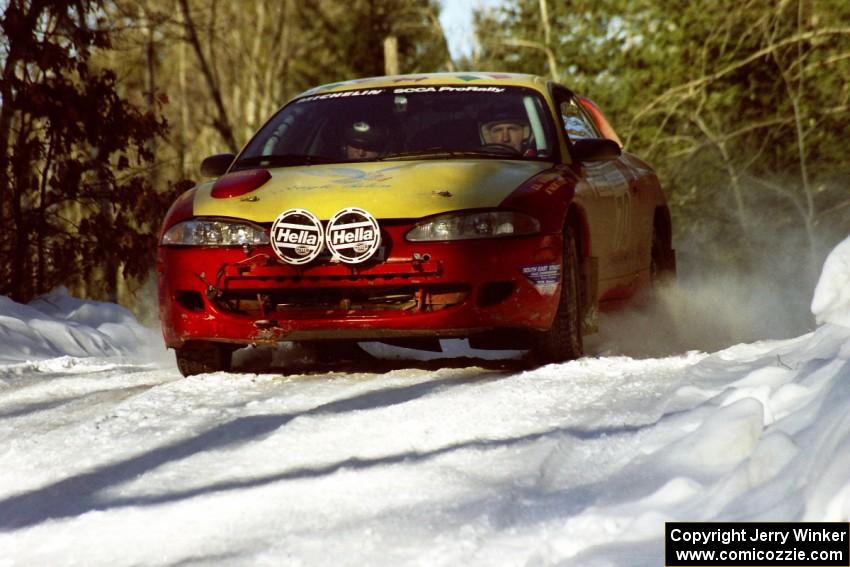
(439, 0), (505, 60)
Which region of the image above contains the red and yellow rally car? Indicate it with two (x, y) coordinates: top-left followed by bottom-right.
(158, 73), (675, 376)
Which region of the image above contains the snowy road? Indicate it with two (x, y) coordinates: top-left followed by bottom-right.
(1, 236), (849, 566)
(0, 352), (703, 564)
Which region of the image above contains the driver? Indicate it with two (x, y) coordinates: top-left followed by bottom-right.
(343, 120), (387, 160)
(479, 107), (530, 153)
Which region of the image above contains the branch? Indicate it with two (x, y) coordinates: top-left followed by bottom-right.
(768, 25), (814, 224)
(691, 113), (750, 246)
(745, 174), (808, 222)
(815, 199), (850, 225)
(502, 38), (559, 81)
(177, 0), (237, 153)
(630, 27), (850, 126)
(663, 116), (795, 158)
(427, 8), (455, 72)
(539, 0), (552, 50)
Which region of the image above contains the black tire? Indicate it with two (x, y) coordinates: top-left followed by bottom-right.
(650, 229), (676, 288)
(175, 342), (234, 376)
(532, 225), (583, 363)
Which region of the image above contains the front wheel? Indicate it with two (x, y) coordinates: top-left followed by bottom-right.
(532, 225), (583, 363)
(175, 342), (234, 376)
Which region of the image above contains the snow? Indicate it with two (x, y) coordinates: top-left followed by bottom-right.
(0, 237), (849, 566)
(812, 234), (850, 327)
(0, 287), (168, 366)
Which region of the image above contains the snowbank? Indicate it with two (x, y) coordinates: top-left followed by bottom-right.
(0, 288), (169, 366)
(812, 234), (850, 327)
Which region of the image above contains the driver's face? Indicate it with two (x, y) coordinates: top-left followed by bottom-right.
(346, 145), (379, 160)
(483, 121), (525, 151)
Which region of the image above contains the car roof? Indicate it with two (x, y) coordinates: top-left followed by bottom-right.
(297, 72), (552, 97)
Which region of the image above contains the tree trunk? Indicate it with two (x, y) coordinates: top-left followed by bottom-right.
(145, 14), (160, 190)
(36, 131), (56, 295)
(178, 0), (238, 153)
(384, 35), (399, 75)
(9, 119), (31, 302)
(178, 31), (188, 179)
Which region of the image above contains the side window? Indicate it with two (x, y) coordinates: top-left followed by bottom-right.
(560, 99), (601, 141)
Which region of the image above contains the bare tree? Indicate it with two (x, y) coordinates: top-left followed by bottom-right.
(178, 0), (238, 153)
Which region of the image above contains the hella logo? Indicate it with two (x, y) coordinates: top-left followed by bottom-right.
(275, 228), (319, 245)
(330, 226), (376, 245)
(270, 209), (324, 265)
(326, 208), (381, 264)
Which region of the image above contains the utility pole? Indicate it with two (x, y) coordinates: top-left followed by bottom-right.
(384, 35), (399, 75)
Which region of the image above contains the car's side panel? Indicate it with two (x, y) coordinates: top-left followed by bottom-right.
(498, 166), (577, 234)
(547, 85), (670, 306)
(619, 152), (668, 280)
(546, 84), (642, 300)
(499, 158), (646, 311)
(571, 160), (640, 298)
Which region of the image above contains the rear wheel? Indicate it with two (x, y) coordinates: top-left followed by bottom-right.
(532, 224), (583, 363)
(650, 228), (676, 288)
(175, 342), (234, 376)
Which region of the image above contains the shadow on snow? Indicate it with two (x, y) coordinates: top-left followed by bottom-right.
(0, 367), (513, 530)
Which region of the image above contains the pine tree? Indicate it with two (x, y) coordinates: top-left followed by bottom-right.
(0, 0), (169, 303)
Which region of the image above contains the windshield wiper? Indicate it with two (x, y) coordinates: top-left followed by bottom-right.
(380, 147), (461, 160)
(235, 154), (335, 168)
(380, 146), (524, 161)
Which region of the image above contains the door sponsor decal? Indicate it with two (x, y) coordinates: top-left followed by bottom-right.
(270, 207), (381, 265)
(520, 263), (561, 295)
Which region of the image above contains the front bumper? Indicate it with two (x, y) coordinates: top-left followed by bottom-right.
(157, 224), (563, 348)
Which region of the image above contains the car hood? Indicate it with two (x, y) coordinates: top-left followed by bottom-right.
(191, 159), (552, 222)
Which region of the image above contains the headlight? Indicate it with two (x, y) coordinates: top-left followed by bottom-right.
(161, 219), (269, 246)
(406, 211), (540, 241)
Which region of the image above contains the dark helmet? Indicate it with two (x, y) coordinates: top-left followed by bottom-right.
(344, 120), (387, 151)
(478, 104), (528, 129)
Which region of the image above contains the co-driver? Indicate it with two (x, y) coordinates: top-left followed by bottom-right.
(343, 120), (387, 160)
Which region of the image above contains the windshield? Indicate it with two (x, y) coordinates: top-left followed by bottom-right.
(236, 86), (557, 167)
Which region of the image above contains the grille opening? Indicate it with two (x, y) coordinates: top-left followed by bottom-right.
(176, 291), (205, 312)
(477, 281), (516, 307)
(215, 284), (469, 316)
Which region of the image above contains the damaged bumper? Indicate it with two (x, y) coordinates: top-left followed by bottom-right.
(157, 224), (564, 348)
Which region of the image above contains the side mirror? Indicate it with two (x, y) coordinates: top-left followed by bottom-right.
(200, 153), (235, 177)
(571, 138), (621, 162)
